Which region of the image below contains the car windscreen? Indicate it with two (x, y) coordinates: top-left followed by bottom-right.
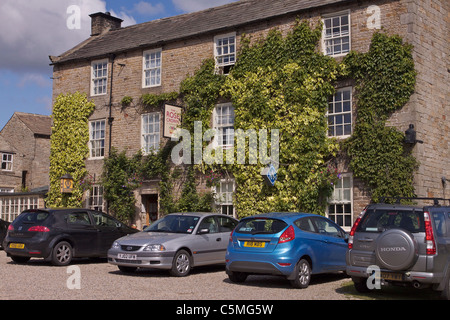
(236, 218), (287, 235)
(144, 215), (200, 234)
(357, 209), (424, 233)
(15, 210), (50, 224)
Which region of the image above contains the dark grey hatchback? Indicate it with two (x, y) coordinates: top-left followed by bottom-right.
(3, 208), (137, 266)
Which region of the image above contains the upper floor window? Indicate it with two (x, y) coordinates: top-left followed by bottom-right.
(89, 119), (105, 159)
(328, 87), (352, 138)
(213, 103), (235, 148)
(143, 49), (162, 87)
(322, 12), (350, 57)
(1, 153), (13, 171)
(214, 33), (236, 74)
(91, 59), (108, 96)
(142, 113), (160, 154)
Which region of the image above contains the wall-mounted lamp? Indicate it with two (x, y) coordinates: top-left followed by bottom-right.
(404, 124), (423, 144)
(60, 174), (74, 193)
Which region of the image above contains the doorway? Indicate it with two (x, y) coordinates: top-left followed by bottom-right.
(142, 194), (158, 226)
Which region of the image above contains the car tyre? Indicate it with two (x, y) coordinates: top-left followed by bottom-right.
(352, 276), (371, 293)
(170, 250), (192, 277)
(10, 255), (31, 264)
(51, 241), (73, 266)
(228, 271), (248, 283)
(290, 258), (311, 289)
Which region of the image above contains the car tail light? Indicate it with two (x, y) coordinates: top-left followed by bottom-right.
(278, 225), (295, 243)
(28, 226), (50, 232)
(424, 211), (436, 255)
(8, 224), (14, 231)
(229, 228), (234, 242)
(348, 208), (366, 249)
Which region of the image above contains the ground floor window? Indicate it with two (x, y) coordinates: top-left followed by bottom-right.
(214, 179), (235, 217)
(0, 196), (38, 222)
(88, 185), (104, 212)
(327, 173), (353, 231)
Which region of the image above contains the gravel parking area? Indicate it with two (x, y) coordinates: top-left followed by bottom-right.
(0, 250), (354, 300)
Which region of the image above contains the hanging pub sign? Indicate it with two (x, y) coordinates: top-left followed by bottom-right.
(163, 104), (183, 138)
(60, 174), (74, 193)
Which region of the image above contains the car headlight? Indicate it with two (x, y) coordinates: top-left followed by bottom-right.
(143, 244), (166, 252)
(111, 241), (120, 249)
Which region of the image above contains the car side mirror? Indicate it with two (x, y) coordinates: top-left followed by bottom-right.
(197, 228), (210, 235)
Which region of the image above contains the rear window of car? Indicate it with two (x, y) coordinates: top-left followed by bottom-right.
(236, 218), (287, 235)
(15, 210), (50, 224)
(357, 209), (424, 233)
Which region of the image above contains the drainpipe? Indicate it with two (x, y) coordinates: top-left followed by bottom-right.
(108, 53), (116, 156)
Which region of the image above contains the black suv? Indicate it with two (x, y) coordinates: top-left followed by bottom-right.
(346, 198), (450, 299)
(3, 208), (138, 266)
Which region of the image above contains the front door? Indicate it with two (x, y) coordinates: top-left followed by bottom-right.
(143, 194), (158, 226)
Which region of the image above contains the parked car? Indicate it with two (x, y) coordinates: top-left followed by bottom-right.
(3, 208), (138, 266)
(108, 212), (238, 276)
(346, 200), (450, 299)
(226, 212), (348, 288)
(0, 219), (10, 249)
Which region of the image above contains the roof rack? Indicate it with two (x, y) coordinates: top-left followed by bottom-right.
(380, 197), (450, 206)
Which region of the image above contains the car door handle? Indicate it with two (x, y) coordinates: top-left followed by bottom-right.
(216, 238), (222, 242)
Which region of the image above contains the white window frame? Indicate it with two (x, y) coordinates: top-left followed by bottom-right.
(141, 113), (160, 154)
(142, 48), (162, 88)
(1, 153), (13, 171)
(214, 32), (236, 74)
(89, 119), (106, 159)
(88, 185), (104, 212)
(327, 173), (353, 231)
(213, 179), (235, 217)
(322, 10), (351, 57)
(213, 103), (235, 149)
(327, 87), (353, 138)
(91, 59), (108, 96)
(0, 196), (38, 222)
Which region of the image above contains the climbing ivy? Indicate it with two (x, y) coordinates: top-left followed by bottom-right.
(46, 92), (95, 207)
(343, 33), (418, 203)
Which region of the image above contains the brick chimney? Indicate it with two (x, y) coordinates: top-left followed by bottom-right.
(89, 12), (123, 36)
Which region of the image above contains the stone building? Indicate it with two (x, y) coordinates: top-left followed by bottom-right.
(0, 112), (51, 221)
(49, 0), (449, 230)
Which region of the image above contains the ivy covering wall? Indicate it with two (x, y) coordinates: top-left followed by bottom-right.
(54, 21), (416, 221)
(46, 92), (95, 207)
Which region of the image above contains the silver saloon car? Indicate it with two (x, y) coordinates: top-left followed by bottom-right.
(107, 213), (238, 276)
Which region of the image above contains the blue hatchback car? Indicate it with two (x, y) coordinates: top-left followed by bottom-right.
(226, 212), (348, 288)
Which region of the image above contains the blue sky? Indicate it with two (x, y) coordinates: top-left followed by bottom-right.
(0, 0), (238, 130)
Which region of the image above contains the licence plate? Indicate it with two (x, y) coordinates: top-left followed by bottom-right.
(381, 272), (403, 281)
(243, 241), (265, 248)
(117, 253), (137, 260)
(9, 243), (25, 249)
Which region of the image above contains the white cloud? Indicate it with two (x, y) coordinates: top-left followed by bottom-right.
(0, 0), (136, 74)
(171, 0), (239, 13)
(18, 73), (52, 88)
(130, 1), (165, 16)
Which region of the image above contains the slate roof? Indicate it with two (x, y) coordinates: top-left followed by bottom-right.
(52, 0), (354, 64)
(14, 112), (52, 137)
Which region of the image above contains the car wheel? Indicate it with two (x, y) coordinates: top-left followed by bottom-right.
(352, 276), (371, 293)
(51, 241), (73, 266)
(228, 271), (248, 283)
(441, 270), (450, 300)
(118, 265), (137, 273)
(290, 258), (311, 289)
(10, 255), (30, 264)
(170, 250), (192, 277)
